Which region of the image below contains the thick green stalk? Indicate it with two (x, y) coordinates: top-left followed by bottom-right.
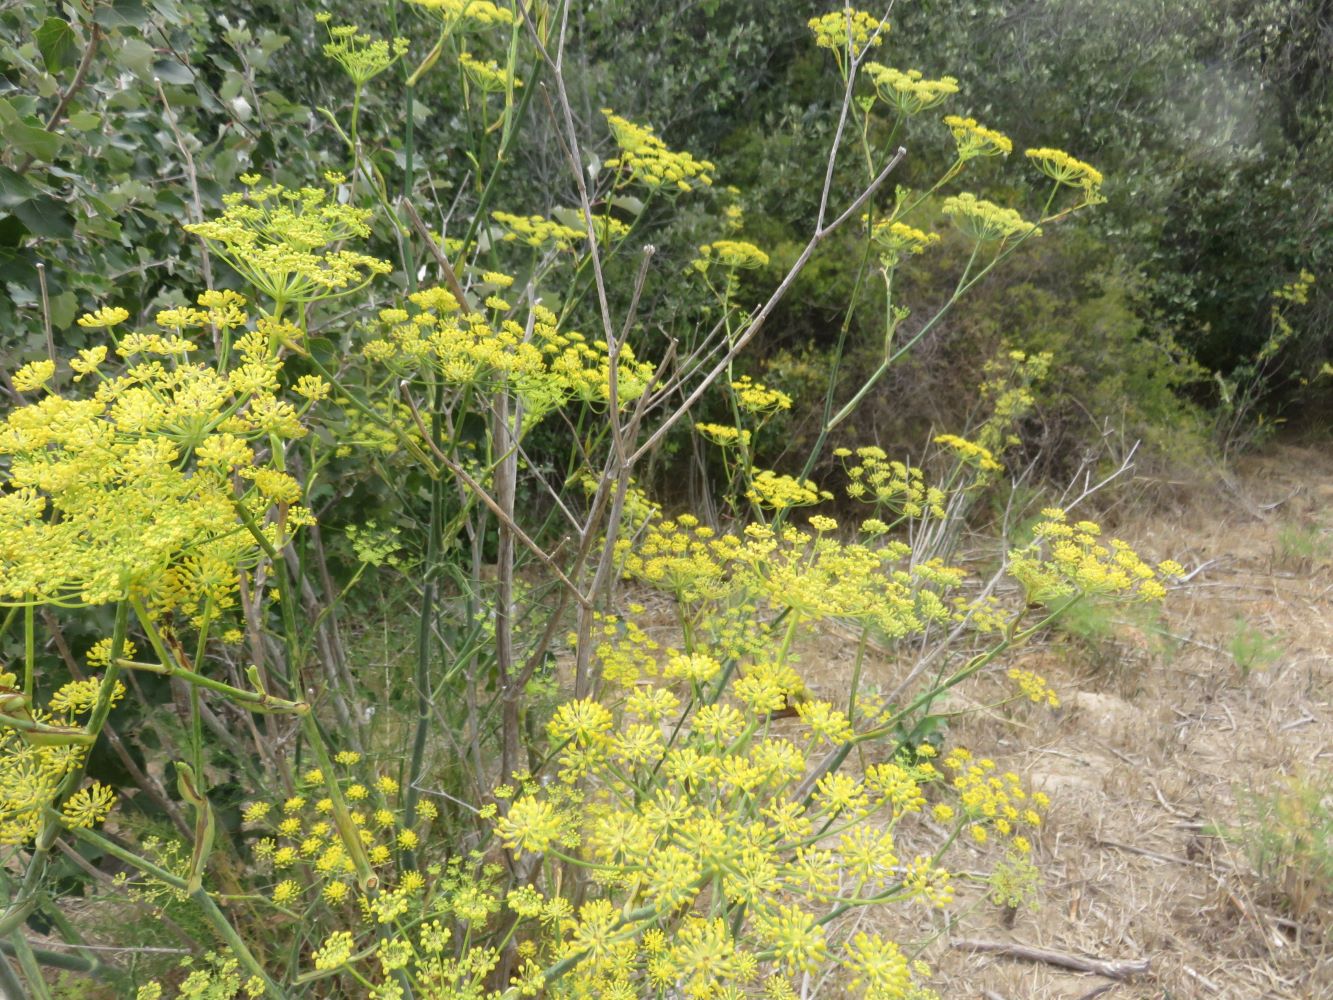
(62, 824), (282, 999)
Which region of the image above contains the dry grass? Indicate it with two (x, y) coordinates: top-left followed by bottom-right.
(815, 440), (1333, 1000)
(600, 441), (1333, 999)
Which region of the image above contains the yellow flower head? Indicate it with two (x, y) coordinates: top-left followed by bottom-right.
(1025, 147), (1104, 192)
(808, 8), (887, 59)
(943, 115), (1013, 158)
(865, 64), (958, 115)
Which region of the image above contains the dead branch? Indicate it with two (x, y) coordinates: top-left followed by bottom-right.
(952, 938), (1150, 980)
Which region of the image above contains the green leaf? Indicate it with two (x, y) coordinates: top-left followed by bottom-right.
(94, 0), (150, 30)
(0, 100), (61, 162)
(151, 59), (195, 85)
(49, 290), (76, 330)
(12, 196), (74, 238)
(115, 38), (155, 79)
(68, 110), (102, 131)
(35, 17), (77, 74)
(307, 338), (338, 368)
(610, 196), (644, 216)
(0, 167), (38, 209)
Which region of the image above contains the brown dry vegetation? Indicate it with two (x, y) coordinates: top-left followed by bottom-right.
(789, 440), (1333, 1000)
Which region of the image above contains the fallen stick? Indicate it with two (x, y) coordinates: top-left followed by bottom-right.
(953, 939), (1150, 980)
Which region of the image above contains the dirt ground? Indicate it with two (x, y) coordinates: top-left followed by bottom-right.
(846, 440), (1332, 999)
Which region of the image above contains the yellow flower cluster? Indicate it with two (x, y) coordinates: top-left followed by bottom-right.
(318, 21), (410, 86)
(746, 470), (828, 511)
(970, 348), (1050, 457)
(185, 179), (391, 310)
(730, 375), (792, 413)
(617, 515), (743, 604)
(942, 192), (1040, 242)
(363, 291), (654, 417)
(1, 300), (314, 615)
(871, 219), (941, 266)
(573, 610), (662, 687)
(808, 8), (887, 59)
(602, 110), (716, 192)
(695, 422), (753, 448)
(1009, 508), (1182, 604)
(619, 511), (995, 650)
(943, 749), (1049, 853)
(692, 240), (770, 272)
(1024, 147), (1104, 192)
(933, 433), (1003, 472)
(76, 305), (131, 329)
(491, 210), (586, 249)
(836, 446), (947, 519)
(135, 953), (264, 1000)
(243, 756), (438, 909)
(864, 64), (959, 115)
(402, 0), (515, 29)
(491, 679), (954, 996)
(0, 671), (123, 843)
(11, 359), (56, 393)
(1007, 667), (1060, 708)
(459, 50), (517, 92)
(942, 115), (1013, 158)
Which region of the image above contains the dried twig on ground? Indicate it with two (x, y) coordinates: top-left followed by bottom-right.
(952, 938), (1151, 980)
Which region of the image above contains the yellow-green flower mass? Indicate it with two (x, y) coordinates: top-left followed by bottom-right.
(808, 8), (887, 58)
(943, 114), (1013, 158)
(401, 0), (515, 29)
(319, 23), (409, 86)
(942, 192), (1040, 241)
(0, 305), (313, 614)
(602, 110), (716, 192)
(1024, 147), (1104, 191)
(362, 290), (655, 418)
(864, 64), (959, 115)
(692, 240), (770, 272)
(185, 179), (391, 311)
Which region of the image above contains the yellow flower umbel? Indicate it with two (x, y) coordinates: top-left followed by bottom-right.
(871, 219), (941, 269)
(808, 8), (886, 62)
(185, 178), (391, 315)
(363, 293), (654, 420)
(602, 110), (715, 192)
(402, 0), (516, 31)
(942, 193), (1040, 242)
(491, 211), (586, 250)
(0, 306), (313, 616)
(459, 51), (518, 92)
(1008, 507), (1182, 605)
(745, 470), (828, 511)
(0, 671), (123, 843)
(943, 115), (1013, 159)
(730, 376), (792, 414)
(319, 21), (409, 87)
(864, 64), (958, 115)
(1024, 147), (1104, 193)
(692, 240), (770, 273)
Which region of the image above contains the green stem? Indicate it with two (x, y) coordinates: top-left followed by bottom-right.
(22, 604), (34, 701)
(66, 821), (280, 996)
(0, 601), (127, 937)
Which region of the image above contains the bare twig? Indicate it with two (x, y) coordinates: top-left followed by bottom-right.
(628, 147), (906, 466)
(1095, 838), (1209, 869)
(952, 938), (1150, 979)
(155, 77), (213, 295)
(401, 386), (592, 609)
(400, 197), (472, 312)
(16, 24), (102, 175)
